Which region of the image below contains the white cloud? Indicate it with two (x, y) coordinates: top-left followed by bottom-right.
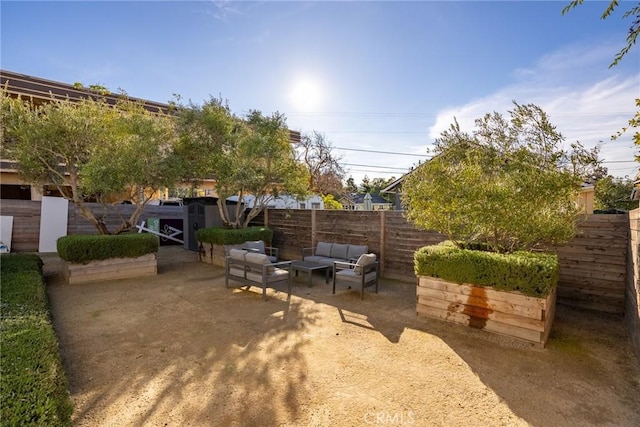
(428, 43), (639, 178)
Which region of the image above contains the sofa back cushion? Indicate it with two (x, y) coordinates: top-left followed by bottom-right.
(315, 241), (333, 257)
(245, 252), (274, 274)
(243, 240), (266, 254)
(330, 243), (349, 260)
(347, 245), (368, 260)
(354, 253), (376, 275)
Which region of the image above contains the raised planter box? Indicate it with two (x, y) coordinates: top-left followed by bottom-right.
(198, 242), (240, 267)
(417, 276), (556, 346)
(64, 253), (157, 284)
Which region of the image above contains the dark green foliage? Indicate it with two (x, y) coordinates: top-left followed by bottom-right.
(196, 226), (273, 245)
(1, 253), (43, 275)
(57, 233), (159, 264)
(414, 241), (559, 297)
(0, 254), (73, 426)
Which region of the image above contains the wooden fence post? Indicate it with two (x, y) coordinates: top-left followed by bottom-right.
(311, 209), (317, 249)
(380, 210), (386, 274)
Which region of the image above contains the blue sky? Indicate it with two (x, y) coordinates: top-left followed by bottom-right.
(2, 1), (638, 184)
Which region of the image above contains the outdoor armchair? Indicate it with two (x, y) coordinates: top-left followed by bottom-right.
(332, 253), (379, 300)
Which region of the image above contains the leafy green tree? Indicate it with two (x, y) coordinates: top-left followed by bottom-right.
(322, 194), (343, 210)
(402, 102), (590, 253)
(1, 90), (179, 234)
(359, 175), (371, 193)
(176, 98), (309, 228)
(595, 176), (639, 211)
(345, 176), (358, 193)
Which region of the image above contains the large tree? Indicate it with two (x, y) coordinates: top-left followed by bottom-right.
(176, 98), (309, 228)
(1, 90), (179, 234)
(595, 176), (639, 211)
(296, 131), (345, 195)
(402, 102), (594, 253)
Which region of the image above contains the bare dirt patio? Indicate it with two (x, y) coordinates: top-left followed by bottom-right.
(44, 246), (640, 427)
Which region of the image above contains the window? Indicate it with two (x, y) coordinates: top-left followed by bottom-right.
(299, 203), (306, 209)
(312, 202), (321, 209)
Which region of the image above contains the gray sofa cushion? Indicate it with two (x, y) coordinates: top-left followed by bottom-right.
(347, 245), (368, 260)
(315, 241), (333, 257)
(330, 243), (349, 260)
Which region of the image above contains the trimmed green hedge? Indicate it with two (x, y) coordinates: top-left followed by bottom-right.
(0, 254), (73, 426)
(57, 233), (159, 264)
(196, 226), (273, 245)
(414, 241), (559, 297)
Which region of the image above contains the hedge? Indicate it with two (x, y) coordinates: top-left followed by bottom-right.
(0, 254), (73, 426)
(414, 241), (559, 297)
(57, 233), (159, 264)
(195, 226), (273, 245)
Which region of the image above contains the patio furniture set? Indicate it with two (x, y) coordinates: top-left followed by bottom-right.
(225, 240), (379, 300)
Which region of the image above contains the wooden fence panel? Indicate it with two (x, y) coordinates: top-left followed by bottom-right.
(627, 209), (640, 358)
(0, 199), (41, 252)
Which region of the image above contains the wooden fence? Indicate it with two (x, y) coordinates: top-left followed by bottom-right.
(261, 209), (629, 314)
(627, 209), (640, 358)
(0, 200), (183, 252)
(0, 201), (632, 316)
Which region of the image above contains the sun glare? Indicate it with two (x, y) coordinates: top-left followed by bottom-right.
(289, 77), (324, 112)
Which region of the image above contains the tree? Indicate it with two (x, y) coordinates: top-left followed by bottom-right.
(176, 98), (309, 228)
(562, 0), (639, 67)
(595, 176), (639, 210)
(402, 102), (592, 253)
(345, 176), (358, 193)
(1, 90), (179, 234)
(322, 194), (343, 210)
(296, 131), (345, 195)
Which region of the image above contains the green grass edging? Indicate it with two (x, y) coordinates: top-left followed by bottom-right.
(57, 233), (159, 264)
(196, 226), (273, 245)
(0, 254), (73, 426)
(414, 241), (559, 297)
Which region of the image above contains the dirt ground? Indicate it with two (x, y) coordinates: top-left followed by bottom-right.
(44, 246), (640, 427)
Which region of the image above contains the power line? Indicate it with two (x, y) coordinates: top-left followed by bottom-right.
(342, 163), (408, 171)
(335, 146), (430, 157)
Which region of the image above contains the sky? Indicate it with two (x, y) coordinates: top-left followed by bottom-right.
(1, 0), (638, 185)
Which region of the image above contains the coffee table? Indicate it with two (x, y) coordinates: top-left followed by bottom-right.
(290, 260), (330, 287)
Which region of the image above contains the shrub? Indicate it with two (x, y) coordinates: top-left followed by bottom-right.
(414, 241), (559, 297)
(57, 233), (159, 264)
(196, 226), (273, 245)
(0, 254), (73, 426)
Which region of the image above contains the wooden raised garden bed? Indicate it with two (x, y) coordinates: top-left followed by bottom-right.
(417, 276), (556, 346)
(64, 253), (157, 284)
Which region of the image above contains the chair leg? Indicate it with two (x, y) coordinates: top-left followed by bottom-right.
(332, 272), (337, 294)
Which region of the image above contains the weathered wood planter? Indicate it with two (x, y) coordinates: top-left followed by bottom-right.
(198, 242), (239, 267)
(417, 276), (556, 346)
(64, 253), (157, 284)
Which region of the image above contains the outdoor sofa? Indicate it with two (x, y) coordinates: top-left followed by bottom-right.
(225, 249), (291, 301)
(301, 242), (369, 267)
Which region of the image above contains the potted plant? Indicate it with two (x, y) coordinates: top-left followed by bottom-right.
(402, 103), (601, 346)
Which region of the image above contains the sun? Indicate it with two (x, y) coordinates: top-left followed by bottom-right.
(289, 77), (324, 112)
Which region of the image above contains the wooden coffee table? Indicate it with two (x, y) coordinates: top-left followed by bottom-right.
(290, 260), (330, 287)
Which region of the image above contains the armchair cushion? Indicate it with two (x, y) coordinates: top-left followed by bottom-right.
(335, 269), (378, 284)
(354, 253), (377, 275)
(245, 252), (274, 274)
(243, 240), (265, 253)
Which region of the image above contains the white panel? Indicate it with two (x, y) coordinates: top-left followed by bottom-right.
(0, 216), (14, 252)
(39, 196), (69, 253)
